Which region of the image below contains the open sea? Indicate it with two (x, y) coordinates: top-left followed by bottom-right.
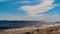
(0, 21), (56, 30)
(0, 21), (40, 30)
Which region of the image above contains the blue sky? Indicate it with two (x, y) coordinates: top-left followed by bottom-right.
(0, 0), (60, 22)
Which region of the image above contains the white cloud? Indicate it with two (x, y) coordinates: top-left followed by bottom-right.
(16, 0), (60, 22)
(21, 1), (31, 4)
(0, 14), (60, 22)
(0, 0), (60, 22)
(19, 0), (55, 16)
(12, 1), (31, 4)
(45, 14), (60, 22)
(0, 0), (8, 2)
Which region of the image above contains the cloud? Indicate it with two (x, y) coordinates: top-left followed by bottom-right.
(12, 0), (41, 5)
(16, 0), (60, 22)
(0, 0), (60, 22)
(0, 0), (8, 2)
(0, 14), (60, 22)
(12, 1), (32, 4)
(19, 0), (55, 16)
(45, 14), (60, 22)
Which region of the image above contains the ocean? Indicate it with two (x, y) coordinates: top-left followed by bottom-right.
(0, 21), (55, 30)
(0, 21), (40, 30)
